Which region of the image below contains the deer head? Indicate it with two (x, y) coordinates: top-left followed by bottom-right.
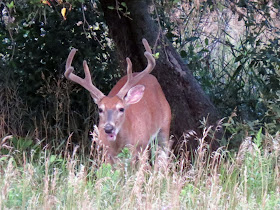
(65, 39), (155, 141)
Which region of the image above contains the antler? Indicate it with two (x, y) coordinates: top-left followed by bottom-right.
(65, 48), (105, 103)
(117, 38), (156, 99)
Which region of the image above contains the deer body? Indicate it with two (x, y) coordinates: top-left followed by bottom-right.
(65, 39), (171, 163)
(100, 73), (171, 159)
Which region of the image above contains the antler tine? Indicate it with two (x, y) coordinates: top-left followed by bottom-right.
(65, 48), (78, 72)
(126, 57), (133, 81)
(117, 39), (156, 99)
(65, 48), (105, 103)
(115, 58), (133, 99)
(142, 38), (152, 54)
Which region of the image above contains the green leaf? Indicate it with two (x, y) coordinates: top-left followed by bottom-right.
(222, 123), (232, 127)
(7, 1), (14, 9)
(108, 6), (115, 10)
(0, 156), (8, 161)
(118, 147), (131, 159)
(254, 127), (263, 149)
(96, 163), (113, 179)
(153, 52), (160, 59)
(121, 2), (127, 9)
(50, 155), (56, 164)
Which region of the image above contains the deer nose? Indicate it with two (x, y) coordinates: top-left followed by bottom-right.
(104, 124), (114, 134)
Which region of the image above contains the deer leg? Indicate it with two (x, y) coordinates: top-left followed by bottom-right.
(153, 126), (172, 171)
(157, 125), (172, 151)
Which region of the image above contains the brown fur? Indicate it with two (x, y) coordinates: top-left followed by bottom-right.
(98, 73), (171, 163)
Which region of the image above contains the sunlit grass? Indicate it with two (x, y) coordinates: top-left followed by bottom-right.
(1, 129), (279, 209)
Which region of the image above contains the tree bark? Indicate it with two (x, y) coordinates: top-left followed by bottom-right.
(100, 0), (221, 151)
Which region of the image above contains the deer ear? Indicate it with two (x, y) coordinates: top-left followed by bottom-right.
(124, 85), (145, 105)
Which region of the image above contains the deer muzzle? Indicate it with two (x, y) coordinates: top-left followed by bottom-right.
(104, 123), (117, 142)
(104, 123), (114, 134)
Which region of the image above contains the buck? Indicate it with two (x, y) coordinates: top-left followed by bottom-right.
(65, 39), (171, 163)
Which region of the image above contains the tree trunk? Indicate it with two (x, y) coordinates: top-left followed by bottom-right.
(100, 0), (221, 151)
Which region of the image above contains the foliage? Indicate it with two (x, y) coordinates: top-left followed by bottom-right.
(0, 0), (119, 144)
(153, 0), (280, 148)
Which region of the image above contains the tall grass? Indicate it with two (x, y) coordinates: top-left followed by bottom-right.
(1, 128), (279, 209)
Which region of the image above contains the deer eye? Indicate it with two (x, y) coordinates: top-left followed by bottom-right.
(98, 108), (103, 113)
(119, 108), (125, 112)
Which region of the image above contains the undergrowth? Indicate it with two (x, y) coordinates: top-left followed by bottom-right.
(0, 125), (279, 209)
